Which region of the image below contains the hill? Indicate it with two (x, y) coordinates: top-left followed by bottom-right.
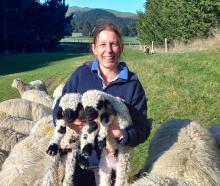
(66, 6), (137, 18)
(66, 6), (137, 36)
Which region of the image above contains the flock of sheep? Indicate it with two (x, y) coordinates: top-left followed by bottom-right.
(0, 79), (220, 186)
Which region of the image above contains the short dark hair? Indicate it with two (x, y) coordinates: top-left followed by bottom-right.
(92, 22), (122, 45)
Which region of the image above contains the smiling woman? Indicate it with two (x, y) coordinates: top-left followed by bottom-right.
(91, 24), (123, 85)
(52, 22), (151, 185)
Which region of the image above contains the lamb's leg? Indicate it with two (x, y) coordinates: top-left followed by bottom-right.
(99, 149), (112, 186)
(46, 120), (66, 156)
(114, 147), (132, 186)
(79, 122), (99, 169)
(97, 125), (108, 150)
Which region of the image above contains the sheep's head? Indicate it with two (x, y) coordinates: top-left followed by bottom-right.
(81, 90), (116, 127)
(11, 79), (25, 88)
(57, 93), (84, 123)
(11, 79), (31, 95)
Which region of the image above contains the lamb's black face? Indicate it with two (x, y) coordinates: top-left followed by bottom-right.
(57, 103), (83, 122)
(84, 106), (98, 121)
(88, 121), (98, 133)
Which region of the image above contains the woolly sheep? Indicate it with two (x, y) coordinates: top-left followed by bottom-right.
(53, 83), (65, 99)
(21, 89), (53, 108)
(12, 79), (47, 95)
(0, 99), (52, 121)
(0, 149), (8, 170)
(45, 93), (83, 186)
(0, 116), (64, 186)
(11, 78), (53, 108)
(0, 111), (35, 135)
(79, 90), (133, 186)
(0, 127), (27, 170)
(52, 83), (65, 109)
(140, 120), (220, 186)
(130, 172), (191, 186)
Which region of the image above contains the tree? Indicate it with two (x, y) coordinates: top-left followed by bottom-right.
(0, 0), (71, 53)
(121, 24), (130, 36)
(137, 0), (220, 44)
(82, 21), (92, 36)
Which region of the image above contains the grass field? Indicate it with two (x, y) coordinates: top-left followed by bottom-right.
(0, 47), (220, 175)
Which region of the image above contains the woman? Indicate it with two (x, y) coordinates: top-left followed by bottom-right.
(53, 22), (151, 186)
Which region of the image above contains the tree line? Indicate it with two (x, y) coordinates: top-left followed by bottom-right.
(0, 0), (71, 54)
(137, 0), (220, 45)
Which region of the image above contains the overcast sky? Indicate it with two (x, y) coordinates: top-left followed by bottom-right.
(65, 0), (145, 13)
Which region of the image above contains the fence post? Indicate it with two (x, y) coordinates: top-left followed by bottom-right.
(151, 41), (154, 54)
(165, 38), (168, 53)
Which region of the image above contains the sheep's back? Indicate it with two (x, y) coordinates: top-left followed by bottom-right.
(22, 90), (53, 108)
(0, 99), (52, 121)
(0, 111), (34, 134)
(145, 120), (220, 186)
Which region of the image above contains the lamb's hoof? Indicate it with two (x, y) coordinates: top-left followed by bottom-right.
(82, 144), (93, 158)
(46, 143), (59, 156)
(98, 139), (106, 150)
(78, 155), (89, 169)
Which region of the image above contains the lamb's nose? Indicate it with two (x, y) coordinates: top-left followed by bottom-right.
(63, 108), (77, 122)
(85, 107), (98, 121)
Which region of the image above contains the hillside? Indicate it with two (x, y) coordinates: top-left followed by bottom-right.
(66, 6), (137, 36)
(66, 6), (137, 18)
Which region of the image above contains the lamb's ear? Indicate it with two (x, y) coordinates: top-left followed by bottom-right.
(104, 99), (116, 115)
(57, 107), (63, 119)
(96, 100), (104, 110)
(77, 102), (83, 112)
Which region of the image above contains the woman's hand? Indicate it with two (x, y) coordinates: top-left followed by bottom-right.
(108, 117), (123, 139)
(67, 118), (87, 133)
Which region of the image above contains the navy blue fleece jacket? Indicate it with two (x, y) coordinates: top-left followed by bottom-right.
(53, 59), (151, 147)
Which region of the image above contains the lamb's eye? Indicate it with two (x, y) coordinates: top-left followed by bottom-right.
(83, 134), (88, 140)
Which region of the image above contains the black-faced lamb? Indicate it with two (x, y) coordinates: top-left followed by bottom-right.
(79, 90), (133, 186)
(44, 93), (83, 186)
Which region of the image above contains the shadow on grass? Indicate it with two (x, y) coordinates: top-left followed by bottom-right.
(0, 52), (89, 76)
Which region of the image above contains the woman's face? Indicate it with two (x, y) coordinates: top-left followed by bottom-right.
(92, 30), (123, 71)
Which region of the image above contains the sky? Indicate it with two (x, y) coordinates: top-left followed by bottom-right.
(65, 0), (146, 13)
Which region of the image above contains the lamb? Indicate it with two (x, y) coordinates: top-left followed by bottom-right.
(0, 127), (27, 169)
(137, 119), (220, 186)
(0, 111), (35, 135)
(78, 90), (133, 186)
(12, 78), (47, 95)
(44, 93), (83, 186)
(0, 98), (52, 121)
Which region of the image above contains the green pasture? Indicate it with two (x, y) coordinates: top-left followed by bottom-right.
(60, 36), (140, 45)
(0, 48), (220, 175)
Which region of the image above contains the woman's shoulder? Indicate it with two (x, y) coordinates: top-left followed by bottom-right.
(73, 61), (93, 74)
